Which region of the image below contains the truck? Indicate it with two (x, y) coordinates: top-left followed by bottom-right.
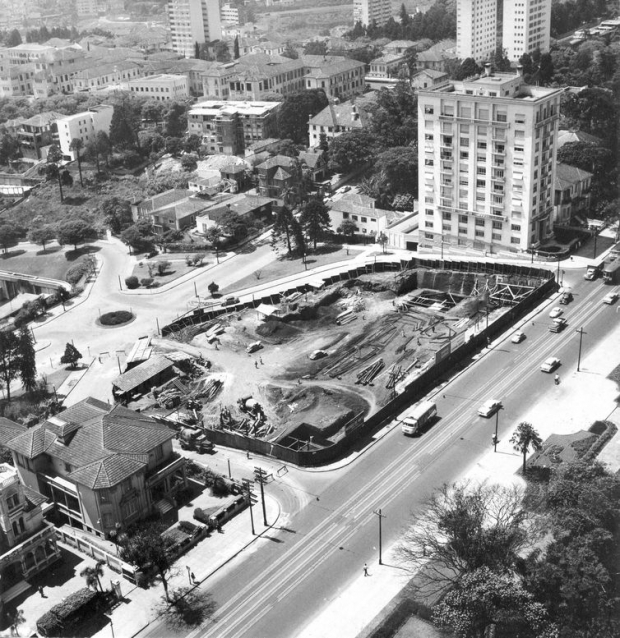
(584, 264), (600, 280)
(400, 401), (437, 436)
(602, 260), (620, 285)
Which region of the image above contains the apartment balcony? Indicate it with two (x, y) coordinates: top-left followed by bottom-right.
(146, 455), (185, 488)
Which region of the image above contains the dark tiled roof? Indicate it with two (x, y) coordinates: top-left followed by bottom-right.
(112, 355), (175, 393)
(68, 453), (148, 489)
(8, 427), (56, 458)
(0, 417), (27, 447)
(23, 485), (48, 510)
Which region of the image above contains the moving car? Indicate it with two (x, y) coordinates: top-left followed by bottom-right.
(478, 399), (502, 418)
(603, 292), (619, 304)
(309, 349), (328, 360)
(559, 291), (573, 305)
(511, 331), (526, 344)
(549, 307), (563, 318)
(400, 401), (437, 436)
(549, 318), (568, 333)
(223, 296), (240, 306)
(541, 356), (561, 372)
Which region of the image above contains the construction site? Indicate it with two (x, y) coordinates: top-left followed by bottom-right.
(123, 261), (551, 456)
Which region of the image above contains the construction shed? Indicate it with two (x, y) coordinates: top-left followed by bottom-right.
(112, 354), (177, 402)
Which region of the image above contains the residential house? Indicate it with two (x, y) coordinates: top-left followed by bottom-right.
(553, 162), (593, 226)
(383, 40), (425, 55)
(256, 154), (301, 200)
(557, 129), (603, 149)
(131, 188), (192, 223)
(328, 192), (394, 236)
(0, 398), (186, 538)
(415, 40), (457, 73)
(307, 98), (372, 148)
(17, 111), (63, 160)
(138, 191), (209, 233)
(0, 63), (36, 96)
(0, 460), (61, 611)
(298, 148), (328, 183)
(195, 193), (276, 233)
(410, 69), (449, 90)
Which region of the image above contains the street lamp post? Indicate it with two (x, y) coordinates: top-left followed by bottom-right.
(372, 508), (386, 565)
(576, 327), (586, 372)
(493, 405), (504, 453)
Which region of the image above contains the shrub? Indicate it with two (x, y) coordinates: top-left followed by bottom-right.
(156, 260), (171, 275)
(140, 277), (153, 287)
(37, 587), (101, 637)
(162, 242), (210, 253)
(99, 310), (134, 326)
(178, 520), (200, 535)
(65, 261), (90, 285)
(212, 476), (231, 497)
(193, 508), (210, 524)
(125, 275), (139, 289)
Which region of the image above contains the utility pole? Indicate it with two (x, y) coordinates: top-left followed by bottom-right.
(242, 478), (257, 535)
(493, 405), (503, 453)
(576, 327), (586, 372)
(372, 508), (386, 565)
(254, 466), (269, 526)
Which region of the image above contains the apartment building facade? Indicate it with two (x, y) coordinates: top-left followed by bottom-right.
(127, 73), (190, 101)
(353, 0), (392, 28)
(188, 100), (280, 155)
(57, 105), (113, 161)
(418, 68), (562, 255)
(456, 0), (497, 61)
(502, 0), (552, 61)
(167, 0), (222, 58)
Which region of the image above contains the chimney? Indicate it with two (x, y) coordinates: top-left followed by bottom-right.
(516, 64), (524, 77)
(484, 63), (492, 77)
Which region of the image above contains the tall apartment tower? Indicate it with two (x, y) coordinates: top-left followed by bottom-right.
(456, 0), (498, 61)
(418, 67), (563, 255)
(167, 0), (222, 58)
(353, 0), (392, 28)
(502, 0), (552, 61)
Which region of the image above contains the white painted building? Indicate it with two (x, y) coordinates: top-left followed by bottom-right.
(167, 0), (222, 58)
(127, 74), (189, 101)
(57, 105), (113, 161)
(502, 0), (551, 61)
(456, 0), (497, 61)
(221, 2), (240, 25)
(353, 0), (392, 28)
(417, 67), (562, 255)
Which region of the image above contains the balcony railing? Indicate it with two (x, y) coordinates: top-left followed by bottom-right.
(146, 456), (185, 487)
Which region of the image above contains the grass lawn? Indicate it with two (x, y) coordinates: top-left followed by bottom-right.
(0, 245), (97, 281)
(130, 255), (212, 288)
(219, 244), (361, 294)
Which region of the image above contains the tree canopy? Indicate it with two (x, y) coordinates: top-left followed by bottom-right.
(57, 220), (98, 251)
(0, 327), (37, 401)
(276, 89), (329, 145)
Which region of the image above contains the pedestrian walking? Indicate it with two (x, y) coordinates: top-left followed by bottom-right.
(190, 571), (196, 584)
(38, 585), (46, 598)
(363, 563), (369, 577)
(259, 357), (263, 365)
(254, 360), (258, 368)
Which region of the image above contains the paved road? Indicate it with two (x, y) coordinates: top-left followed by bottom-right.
(136, 264), (620, 638)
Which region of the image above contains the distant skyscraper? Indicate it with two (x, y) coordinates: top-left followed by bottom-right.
(502, 0), (551, 61)
(167, 0), (222, 59)
(456, 0), (498, 61)
(353, 0), (392, 28)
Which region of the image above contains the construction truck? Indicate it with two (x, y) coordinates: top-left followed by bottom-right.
(178, 427), (214, 453)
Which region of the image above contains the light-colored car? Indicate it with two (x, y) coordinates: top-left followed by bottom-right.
(511, 331), (526, 344)
(603, 292), (619, 304)
(309, 349), (328, 360)
(549, 307), (563, 318)
(541, 356), (561, 372)
(478, 399), (502, 418)
(549, 317), (568, 333)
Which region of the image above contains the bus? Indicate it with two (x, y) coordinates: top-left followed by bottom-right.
(602, 260), (620, 284)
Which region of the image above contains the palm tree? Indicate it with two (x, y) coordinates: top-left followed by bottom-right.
(510, 421), (543, 474)
(80, 560), (105, 592)
(69, 138), (84, 187)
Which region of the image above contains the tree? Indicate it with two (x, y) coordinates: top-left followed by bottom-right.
(299, 197), (331, 250)
(109, 96), (140, 150)
(373, 146), (419, 197)
(84, 138), (101, 173)
(376, 231), (388, 253)
(183, 134), (202, 156)
(404, 48), (417, 78)
(271, 139), (299, 158)
(180, 153), (198, 172)
(45, 144), (65, 202)
(510, 422), (543, 474)
(28, 225), (56, 252)
(11, 609), (25, 636)
(304, 41), (327, 56)
(0, 222), (19, 253)
(60, 169), (73, 187)
(214, 40), (231, 62)
(57, 220), (98, 251)
(156, 260), (171, 275)
(164, 102), (188, 138)
(6, 29), (21, 47)
(492, 46), (512, 72)
(0, 130), (21, 166)
(121, 222), (154, 254)
(328, 129), (377, 174)
(369, 81), (418, 148)
(205, 225), (223, 254)
(272, 206), (297, 254)
(60, 343), (82, 369)
(165, 137), (184, 156)
(219, 210), (248, 239)
(80, 561), (104, 592)
(96, 131), (111, 167)
(277, 90), (329, 144)
(397, 481), (537, 596)
(282, 41), (299, 59)
(100, 197), (133, 234)
(337, 219), (358, 239)
(233, 35), (240, 59)
(455, 57), (482, 80)
(208, 281), (219, 296)
(69, 138), (84, 187)
(433, 567), (556, 638)
(154, 586), (216, 630)
(0, 328), (37, 402)
(561, 88), (617, 140)
(120, 523), (172, 601)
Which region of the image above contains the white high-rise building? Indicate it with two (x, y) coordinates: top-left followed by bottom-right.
(167, 0), (222, 59)
(418, 67), (563, 255)
(502, 0), (551, 61)
(353, 0), (392, 28)
(456, 0), (498, 61)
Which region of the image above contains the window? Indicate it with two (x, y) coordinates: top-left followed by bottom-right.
(425, 158), (434, 166)
(477, 108), (489, 120)
(475, 229), (485, 237)
(477, 141), (487, 150)
(99, 489), (111, 503)
(7, 494), (19, 510)
(442, 224), (451, 232)
(492, 221), (502, 230)
(459, 215), (468, 223)
(424, 105), (434, 114)
(475, 219), (485, 227)
(458, 226), (467, 234)
(443, 212), (452, 220)
(492, 233), (502, 241)
(459, 177), (468, 186)
(425, 134), (434, 141)
(476, 179), (486, 188)
(511, 237), (520, 244)
(352, 215), (359, 221)
(477, 126), (487, 135)
(460, 151), (469, 159)
(511, 224), (521, 231)
(425, 221), (433, 228)
(361, 217), (367, 223)
(460, 137), (469, 146)
(477, 167), (486, 175)
(426, 209), (434, 216)
(425, 232), (434, 239)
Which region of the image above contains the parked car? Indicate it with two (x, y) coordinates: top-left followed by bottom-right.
(559, 291), (573, 305)
(549, 317), (568, 333)
(246, 341), (263, 353)
(478, 399), (502, 418)
(603, 292), (619, 304)
(549, 307), (563, 318)
(309, 349), (328, 360)
(223, 296), (240, 306)
(511, 331), (526, 344)
(541, 356), (561, 372)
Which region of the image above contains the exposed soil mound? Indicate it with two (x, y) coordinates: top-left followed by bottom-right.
(255, 320), (301, 342)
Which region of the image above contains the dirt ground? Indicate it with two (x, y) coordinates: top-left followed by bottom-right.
(152, 269), (501, 445)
